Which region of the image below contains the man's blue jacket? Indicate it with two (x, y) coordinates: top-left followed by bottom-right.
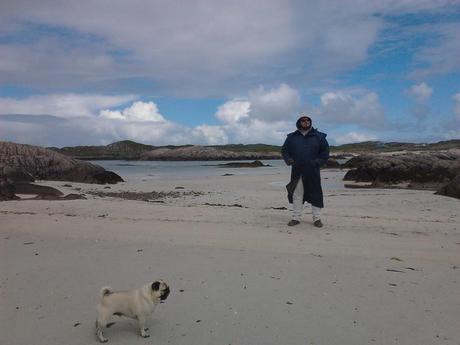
(281, 128), (329, 208)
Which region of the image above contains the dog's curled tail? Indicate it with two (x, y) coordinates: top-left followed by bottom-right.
(100, 286), (113, 299)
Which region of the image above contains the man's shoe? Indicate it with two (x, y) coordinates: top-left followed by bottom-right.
(288, 220), (300, 226)
(313, 219), (323, 228)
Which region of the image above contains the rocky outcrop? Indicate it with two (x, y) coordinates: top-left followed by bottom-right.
(342, 154), (374, 169)
(1, 166), (35, 183)
(0, 141), (123, 184)
(436, 175), (460, 199)
(0, 141), (124, 200)
(343, 150), (460, 184)
(140, 146), (281, 161)
(343, 150), (460, 198)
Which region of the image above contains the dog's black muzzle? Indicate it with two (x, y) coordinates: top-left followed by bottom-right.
(161, 286), (170, 300)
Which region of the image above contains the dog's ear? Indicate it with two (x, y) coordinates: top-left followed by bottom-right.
(151, 281), (161, 291)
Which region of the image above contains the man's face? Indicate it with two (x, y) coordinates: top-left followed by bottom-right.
(299, 117), (311, 130)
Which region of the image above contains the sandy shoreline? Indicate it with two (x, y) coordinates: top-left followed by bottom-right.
(1, 167), (459, 345)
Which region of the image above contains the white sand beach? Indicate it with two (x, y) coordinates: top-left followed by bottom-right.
(1, 166), (459, 345)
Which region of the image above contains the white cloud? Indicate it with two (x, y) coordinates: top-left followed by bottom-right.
(0, 93), (136, 117)
(216, 83), (300, 125)
(192, 125), (229, 145)
(211, 84), (301, 144)
(223, 119), (289, 145)
(0, 115), (112, 147)
(215, 100), (250, 125)
(334, 131), (378, 145)
(248, 84), (300, 121)
(317, 90), (385, 128)
(112, 121), (179, 143)
(406, 82), (433, 103)
(99, 101), (165, 122)
(0, 0), (297, 95)
(2, 1), (456, 96)
(212, 85), (388, 145)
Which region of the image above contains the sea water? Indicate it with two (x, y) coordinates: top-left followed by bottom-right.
(91, 159), (346, 190)
(90, 159), (287, 179)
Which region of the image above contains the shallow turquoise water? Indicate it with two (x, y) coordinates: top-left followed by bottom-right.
(90, 159), (285, 178)
(91, 159), (346, 190)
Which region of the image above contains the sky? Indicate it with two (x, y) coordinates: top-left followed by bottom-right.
(0, 0), (459, 147)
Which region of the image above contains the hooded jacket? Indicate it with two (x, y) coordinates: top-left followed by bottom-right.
(281, 117), (329, 208)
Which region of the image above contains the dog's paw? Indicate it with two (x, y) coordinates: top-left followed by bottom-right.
(140, 328), (150, 338)
(97, 332), (108, 343)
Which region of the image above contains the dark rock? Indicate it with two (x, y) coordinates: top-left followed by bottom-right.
(323, 158), (341, 169)
(14, 183), (63, 196)
(0, 176), (18, 201)
(342, 150), (460, 198)
(32, 194), (63, 200)
(218, 160), (268, 168)
(344, 183), (374, 189)
(343, 150), (460, 185)
(13, 182), (88, 200)
(61, 193), (87, 200)
(92, 171), (124, 184)
(436, 175), (460, 199)
(341, 154), (374, 169)
(2, 166), (34, 183)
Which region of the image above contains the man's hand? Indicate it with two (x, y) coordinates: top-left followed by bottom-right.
(286, 158), (294, 166)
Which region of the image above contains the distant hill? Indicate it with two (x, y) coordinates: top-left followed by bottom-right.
(49, 140), (193, 160)
(49, 141), (282, 160)
(330, 140), (460, 153)
(48, 139), (460, 160)
(48, 140), (156, 159)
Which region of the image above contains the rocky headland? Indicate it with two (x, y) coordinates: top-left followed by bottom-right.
(343, 149), (460, 199)
(50, 141), (282, 160)
(50, 140), (157, 160)
(50, 139), (460, 160)
(0, 141), (123, 201)
(139, 145), (281, 161)
(49, 139), (460, 162)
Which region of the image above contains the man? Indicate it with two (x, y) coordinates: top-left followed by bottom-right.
(281, 114), (329, 227)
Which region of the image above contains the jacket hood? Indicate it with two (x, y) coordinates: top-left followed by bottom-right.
(296, 115), (312, 130)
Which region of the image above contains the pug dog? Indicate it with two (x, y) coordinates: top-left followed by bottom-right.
(95, 280), (170, 343)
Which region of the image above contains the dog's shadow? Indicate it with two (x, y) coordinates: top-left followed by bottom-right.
(102, 319), (152, 337)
